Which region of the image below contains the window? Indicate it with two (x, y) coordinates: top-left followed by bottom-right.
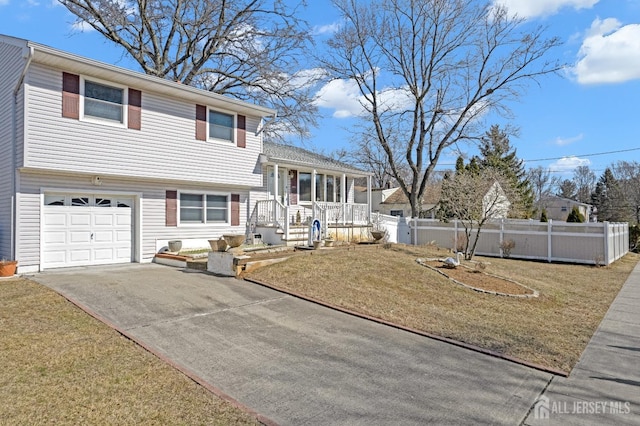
(209, 110), (234, 142)
(561, 206), (568, 212)
(326, 176), (335, 202)
(390, 210), (404, 217)
(84, 80), (124, 123)
(315, 174), (325, 201)
(180, 193), (229, 224)
(299, 173), (312, 202)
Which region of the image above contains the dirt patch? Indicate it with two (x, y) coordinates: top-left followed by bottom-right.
(418, 259), (537, 297)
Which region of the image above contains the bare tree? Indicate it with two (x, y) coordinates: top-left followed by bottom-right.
(321, 0), (563, 217)
(527, 166), (558, 203)
(612, 161), (640, 223)
(440, 168), (521, 260)
(59, 0), (317, 141)
(556, 179), (577, 199)
(572, 165), (596, 204)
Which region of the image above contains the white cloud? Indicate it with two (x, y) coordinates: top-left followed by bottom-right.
(314, 77), (415, 119)
(314, 79), (365, 118)
(572, 18), (640, 84)
(555, 133), (584, 146)
(549, 156), (591, 173)
(493, 0), (599, 19)
(313, 21), (341, 36)
(0, 0), (10, 5)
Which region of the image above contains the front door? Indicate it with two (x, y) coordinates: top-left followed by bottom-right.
(279, 169), (289, 205)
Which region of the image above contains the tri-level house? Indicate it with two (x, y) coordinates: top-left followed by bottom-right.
(0, 34), (372, 273)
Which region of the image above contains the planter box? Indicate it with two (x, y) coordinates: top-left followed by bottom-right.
(0, 261), (18, 277)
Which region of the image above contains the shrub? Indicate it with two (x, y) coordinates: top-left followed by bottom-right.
(499, 239), (516, 257)
(540, 209), (548, 222)
(566, 206), (585, 223)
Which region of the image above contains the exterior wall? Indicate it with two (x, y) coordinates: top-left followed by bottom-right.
(538, 197), (590, 222)
(17, 170), (252, 272)
(0, 39), (27, 259)
(23, 63), (264, 187)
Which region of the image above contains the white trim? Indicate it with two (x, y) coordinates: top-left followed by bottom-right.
(177, 190), (231, 226)
(79, 75), (129, 128)
(207, 106), (237, 145)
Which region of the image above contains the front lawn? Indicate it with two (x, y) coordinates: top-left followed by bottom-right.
(246, 243), (639, 373)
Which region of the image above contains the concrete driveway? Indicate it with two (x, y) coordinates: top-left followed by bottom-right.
(33, 263), (551, 425)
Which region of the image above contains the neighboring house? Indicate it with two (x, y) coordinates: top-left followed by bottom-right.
(482, 180), (511, 219)
(537, 195), (592, 222)
(0, 34), (371, 272)
(362, 183), (442, 218)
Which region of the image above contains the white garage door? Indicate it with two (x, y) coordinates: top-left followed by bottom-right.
(42, 194), (134, 269)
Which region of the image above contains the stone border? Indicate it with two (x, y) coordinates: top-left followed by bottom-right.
(415, 258), (539, 298)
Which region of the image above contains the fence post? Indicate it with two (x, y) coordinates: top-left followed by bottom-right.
(454, 220), (458, 252)
(412, 217), (417, 245)
(499, 218), (504, 257)
(547, 219), (552, 262)
(603, 221), (610, 265)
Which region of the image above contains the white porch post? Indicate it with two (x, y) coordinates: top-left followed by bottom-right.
(273, 164), (279, 223)
(311, 169), (317, 206)
(341, 173), (346, 225)
(367, 175), (372, 224)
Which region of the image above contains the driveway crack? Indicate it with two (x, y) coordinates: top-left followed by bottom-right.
(126, 295), (290, 331)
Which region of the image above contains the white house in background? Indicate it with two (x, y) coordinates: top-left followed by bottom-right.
(0, 34), (371, 272)
(483, 181), (511, 219)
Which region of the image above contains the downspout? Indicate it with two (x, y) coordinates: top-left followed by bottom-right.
(11, 45), (34, 261)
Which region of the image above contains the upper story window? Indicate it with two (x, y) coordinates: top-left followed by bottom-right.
(209, 110), (235, 142)
(83, 80), (125, 123)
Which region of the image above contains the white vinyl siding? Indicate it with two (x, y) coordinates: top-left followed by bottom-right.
(16, 171), (251, 272)
(23, 63), (263, 187)
(0, 39), (27, 259)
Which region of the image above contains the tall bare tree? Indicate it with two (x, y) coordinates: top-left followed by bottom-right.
(527, 166), (558, 203)
(321, 0), (563, 217)
(572, 165), (596, 204)
(59, 0), (317, 141)
(612, 161), (640, 223)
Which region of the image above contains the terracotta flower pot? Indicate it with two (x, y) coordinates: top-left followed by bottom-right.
(0, 261), (18, 277)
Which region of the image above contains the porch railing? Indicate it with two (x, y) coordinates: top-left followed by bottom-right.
(251, 200), (370, 242)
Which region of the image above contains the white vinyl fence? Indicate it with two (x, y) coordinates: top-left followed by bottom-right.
(375, 214), (629, 265)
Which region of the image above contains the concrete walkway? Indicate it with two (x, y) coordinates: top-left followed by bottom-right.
(33, 264), (550, 425)
(524, 261), (640, 425)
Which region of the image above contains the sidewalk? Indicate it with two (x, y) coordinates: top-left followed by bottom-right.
(524, 262), (640, 425)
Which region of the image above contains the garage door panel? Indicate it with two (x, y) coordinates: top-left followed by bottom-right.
(44, 213), (67, 226)
(116, 213), (132, 226)
(69, 250), (91, 262)
(93, 231), (114, 243)
(43, 231), (67, 244)
(93, 214), (115, 226)
(93, 248), (115, 261)
(70, 231), (91, 243)
(42, 196), (134, 269)
(70, 214), (91, 226)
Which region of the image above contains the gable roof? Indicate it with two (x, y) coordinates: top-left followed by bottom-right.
(1, 34), (276, 118)
(262, 142), (368, 176)
(381, 183), (442, 205)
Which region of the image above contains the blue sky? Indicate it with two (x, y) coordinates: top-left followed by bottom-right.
(1, 0), (639, 179)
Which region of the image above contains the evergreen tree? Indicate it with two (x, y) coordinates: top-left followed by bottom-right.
(540, 209), (548, 222)
(592, 168), (624, 222)
(566, 206), (585, 223)
(473, 125), (534, 217)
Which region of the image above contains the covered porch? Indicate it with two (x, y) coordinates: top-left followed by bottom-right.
(251, 142), (373, 246)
